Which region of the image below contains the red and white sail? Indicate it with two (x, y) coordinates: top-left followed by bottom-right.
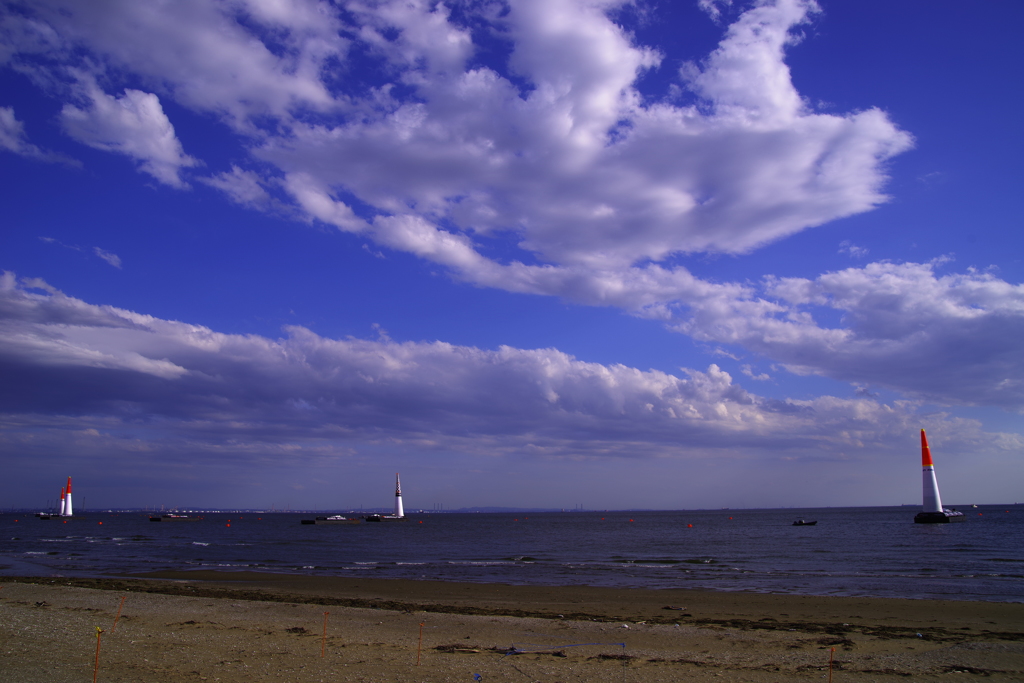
(63, 476), (73, 517)
(920, 430), (943, 513)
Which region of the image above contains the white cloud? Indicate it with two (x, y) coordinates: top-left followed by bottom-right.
(93, 247), (122, 269)
(0, 105), (77, 164)
(61, 85), (198, 187)
(740, 364), (771, 381)
(0, 105), (44, 157)
(6, 0), (342, 126)
(202, 166), (272, 208)
(698, 0), (733, 22)
(839, 240), (868, 258)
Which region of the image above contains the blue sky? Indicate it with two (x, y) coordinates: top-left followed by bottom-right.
(1, 0), (1022, 511)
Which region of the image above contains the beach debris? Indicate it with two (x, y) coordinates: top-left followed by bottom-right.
(435, 644), (482, 653)
(321, 611), (329, 658)
(662, 606), (687, 610)
(473, 675), (482, 681)
(590, 653), (636, 661)
(620, 624), (629, 628)
(417, 621), (425, 665)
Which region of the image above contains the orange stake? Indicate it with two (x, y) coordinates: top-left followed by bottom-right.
(828, 646), (835, 683)
(416, 621), (425, 666)
(321, 611), (329, 657)
(93, 627), (104, 683)
(111, 596), (127, 632)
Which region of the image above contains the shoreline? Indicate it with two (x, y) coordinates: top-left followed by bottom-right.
(7, 570), (1024, 629)
(4, 573), (1023, 681)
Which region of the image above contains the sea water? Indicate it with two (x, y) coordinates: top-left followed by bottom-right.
(2, 507), (1022, 602)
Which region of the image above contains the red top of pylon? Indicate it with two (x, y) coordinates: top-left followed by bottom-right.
(920, 429), (934, 467)
(67, 476), (72, 494)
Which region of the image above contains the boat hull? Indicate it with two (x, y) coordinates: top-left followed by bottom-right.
(914, 511), (965, 523)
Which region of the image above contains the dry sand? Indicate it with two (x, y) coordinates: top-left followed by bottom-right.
(2, 573), (1022, 682)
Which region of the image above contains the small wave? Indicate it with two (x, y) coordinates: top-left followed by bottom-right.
(191, 542), (209, 546)
(615, 558), (678, 565)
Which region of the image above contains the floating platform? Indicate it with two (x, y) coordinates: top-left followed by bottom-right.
(149, 514), (201, 522)
(914, 510), (965, 524)
(301, 516), (361, 525)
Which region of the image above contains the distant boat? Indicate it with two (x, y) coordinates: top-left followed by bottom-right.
(149, 514), (201, 522)
(363, 514), (407, 522)
(301, 515), (361, 525)
(914, 429), (965, 524)
(792, 519), (817, 526)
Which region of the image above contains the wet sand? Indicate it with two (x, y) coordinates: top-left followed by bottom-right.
(2, 572), (1022, 682)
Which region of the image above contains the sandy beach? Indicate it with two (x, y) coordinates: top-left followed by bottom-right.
(2, 573), (1022, 682)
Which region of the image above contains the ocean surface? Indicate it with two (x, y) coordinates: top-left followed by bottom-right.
(2, 507), (1022, 602)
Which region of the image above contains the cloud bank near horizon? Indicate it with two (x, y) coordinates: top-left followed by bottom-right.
(2, 274), (1017, 473)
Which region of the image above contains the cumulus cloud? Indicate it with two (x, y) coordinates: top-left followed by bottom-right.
(682, 261), (1024, 409)
(7, 0), (909, 259)
(0, 273), (983, 460)
(256, 0), (910, 272)
(61, 85), (198, 187)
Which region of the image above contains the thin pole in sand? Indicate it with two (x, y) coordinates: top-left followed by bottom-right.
(321, 611), (329, 657)
(416, 622), (425, 665)
(828, 646), (835, 683)
(93, 627), (104, 683)
(111, 595), (127, 632)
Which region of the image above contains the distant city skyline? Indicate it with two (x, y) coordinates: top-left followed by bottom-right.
(1, 0), (1022, 510)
